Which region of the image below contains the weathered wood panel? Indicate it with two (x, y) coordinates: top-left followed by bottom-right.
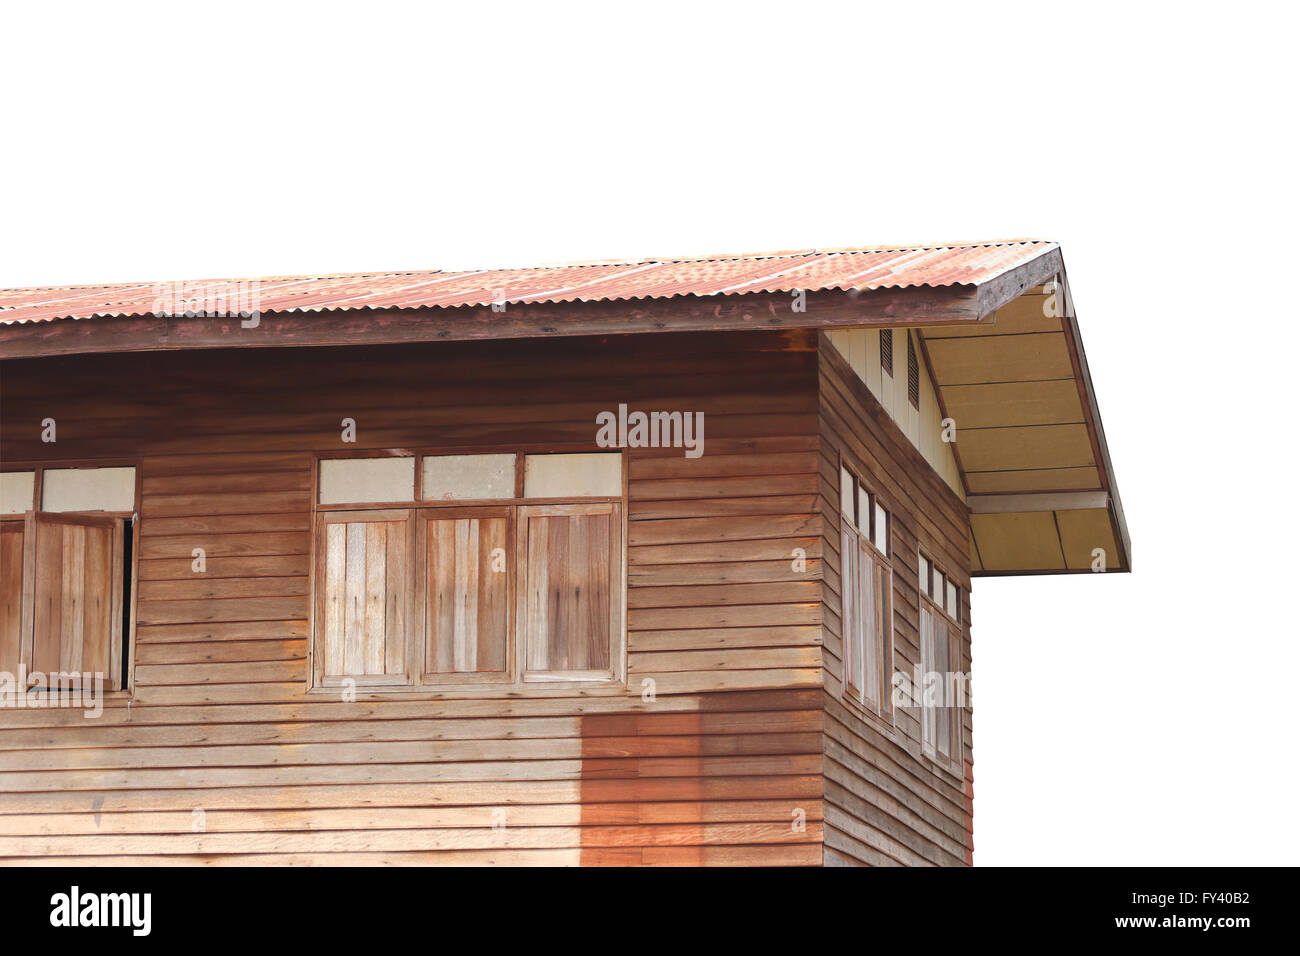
(0, 331), (825, 865)
(817, 334), (975, 866)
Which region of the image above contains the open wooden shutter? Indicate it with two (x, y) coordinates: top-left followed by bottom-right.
(859, 538), (880, 710)
(520, 503), (620, 681)
(935, 616), (956, 764)
(933, 613), (953, 761)
(316, 510), (410, 685)
(920, 605), (937, 757)
(423, 511), (509, 681)
(873, 555), (892, 713)
(29, 512), (121, 689)
(0, 520), (28, 675)
(840, 518), (860, 700)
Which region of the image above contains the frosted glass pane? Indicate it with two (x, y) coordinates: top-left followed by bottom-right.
(524, 453), (622, 498)
(319, 457), (414, 505)
(0, 472), (35, 515)
(422, 454), (515, 500)
(41, 467), (136, 512)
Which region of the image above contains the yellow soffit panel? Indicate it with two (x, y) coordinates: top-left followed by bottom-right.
(917, 275), (1130, 575)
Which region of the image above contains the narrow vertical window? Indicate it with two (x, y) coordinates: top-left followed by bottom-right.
(880, 329), (894, 377)
(838, 463), (892, 719)
(918, 550), (963, 771)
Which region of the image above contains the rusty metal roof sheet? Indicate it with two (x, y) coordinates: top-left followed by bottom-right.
(0, 239), (1056, 325)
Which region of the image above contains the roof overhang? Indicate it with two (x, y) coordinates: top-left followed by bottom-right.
(0, 240), (1127, 576)
(0, 240), (1059, 358)
(917, 268), (1130, 575)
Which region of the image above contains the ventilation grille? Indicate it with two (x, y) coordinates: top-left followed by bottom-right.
(880, 330), (893, 376)
(907, 334), (920, 409)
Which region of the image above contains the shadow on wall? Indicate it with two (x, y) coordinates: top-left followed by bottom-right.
(577, 689), (825, 866)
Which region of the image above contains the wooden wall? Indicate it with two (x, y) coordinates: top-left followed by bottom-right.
(0, 331), (825, 865)
(817, 335), (975, 866)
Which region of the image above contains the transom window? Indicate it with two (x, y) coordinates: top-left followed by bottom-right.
(311, 451), (625, 691)
(918, 550), (963, 771)
(838, 463), (892, 719)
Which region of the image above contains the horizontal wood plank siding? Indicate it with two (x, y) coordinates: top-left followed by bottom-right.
(0, 331), (824, 865)
(817, 334), (975, 866)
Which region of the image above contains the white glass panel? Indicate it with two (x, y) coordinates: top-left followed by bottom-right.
(857, 486), (871, 534)
(41, 467), (136, 512)
(946, 580), (959, 619)
(524, 453), (622, 498)
(873, 502), (888, 554)
(318, 457), (414, 505)
(422, 454), (515, 500)
(0, 472), (35, 515)
(919, 555), (930, 597)
(839, 466), (854, 519)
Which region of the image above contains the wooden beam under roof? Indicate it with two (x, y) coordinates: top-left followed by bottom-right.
(968, 491), (1109, 514)
(0, 285), (991, 359)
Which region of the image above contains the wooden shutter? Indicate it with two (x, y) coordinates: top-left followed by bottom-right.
(29, 513), (122, 689)
(316, 511), (410, 685)
(873, 556), (894, 712)
(520, 503), (621, 681)
(423, 511), (509, 681)
(920, 605), (937, 757)
(859, 537), (878, 709)
(0, 520), (28, 675)
(840, 518), (860, 700)
(933, 612), (952, 760)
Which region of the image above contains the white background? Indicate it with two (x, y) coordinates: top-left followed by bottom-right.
(3, 2), (1296, 864)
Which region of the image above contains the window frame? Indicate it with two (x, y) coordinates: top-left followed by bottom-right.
(307, 447), (628, 695)
(0, 460), (141, 695)
(837, 458), (894, 725)
(917, 548), (964, 775)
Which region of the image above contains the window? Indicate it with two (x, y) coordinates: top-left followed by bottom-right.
(311, 451), (624, 691)
(838, 463), (892, 718)
(0, 466), (136, 691)
(918, 549), (963, 771)
(880, 329), (894, 377)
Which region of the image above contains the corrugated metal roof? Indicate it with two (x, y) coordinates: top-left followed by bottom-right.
(0, 239), (1055, 325)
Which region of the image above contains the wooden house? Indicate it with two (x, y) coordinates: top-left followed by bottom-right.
(0, 239), (1129, 866)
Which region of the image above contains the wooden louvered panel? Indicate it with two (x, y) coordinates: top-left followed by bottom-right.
(906, 333), (920, 409)
(29, 513), (119, 687)
(839, 518), (860, 701)
(316, 511), (409, 685)
(521, 503), (620, 681)
(423, 512), (509, 680)
(0, 521), (26, 674)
